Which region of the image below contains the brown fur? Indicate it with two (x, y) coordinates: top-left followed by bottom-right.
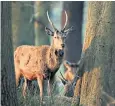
(14, 45), (64, 102)
(14, 45), (62, 79)
(64, 61), (77, 81)
(60, 61), (79, 97)
(14, 11), (73, 104)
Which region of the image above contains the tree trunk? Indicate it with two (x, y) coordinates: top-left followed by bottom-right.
(12, 1), (34, 50)
(61, 1), (83, 98)
(62, 1), (84, 63)
(1, 1), (18, 106)
(34, 1), (50, 46)
(73, 1), (115, 106)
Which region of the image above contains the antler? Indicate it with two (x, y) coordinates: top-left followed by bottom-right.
(60, 72), (68, 82)
(47, 11), (57, 31)
(58, 71), (68, 85)
(64, 26), (74, 33)
(62, 11), (68, 31)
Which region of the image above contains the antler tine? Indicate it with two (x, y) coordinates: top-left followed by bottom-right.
(47, 11), (57, 31)
(60, 71), (67, 82)
(58, 76), (67, 85)
(64, 26), (74, 33)
(58, 76), (65, 81)
(63, 11), (68, 31)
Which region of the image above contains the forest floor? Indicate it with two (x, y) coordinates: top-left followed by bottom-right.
(17, 88), (73, 106)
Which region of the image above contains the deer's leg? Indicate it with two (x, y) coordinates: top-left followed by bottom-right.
(37, 76), (43, 103)
(15, 69), (21, 87)
(47, 79), (51, 97)
(27, 80), (33, 93)
(48, 77), (55, 104)
(22, 77), (27, 98)
(49, 76), (55, 95)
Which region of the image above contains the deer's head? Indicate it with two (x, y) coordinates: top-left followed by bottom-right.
(59, 60), (79, 97)
(45, 11), (73, 57)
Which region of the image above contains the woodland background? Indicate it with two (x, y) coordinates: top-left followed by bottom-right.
(1, 1), (115, 106)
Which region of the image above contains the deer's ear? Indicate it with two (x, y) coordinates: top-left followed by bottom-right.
(45, 27), (54, 36)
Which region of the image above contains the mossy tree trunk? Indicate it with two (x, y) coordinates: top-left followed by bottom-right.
(62, 1), (84, 63)
(1, 1), (18, 106)
(12, 1), (34, 50)
(73, 1), (115, 106)
(34, 1), (50, 46)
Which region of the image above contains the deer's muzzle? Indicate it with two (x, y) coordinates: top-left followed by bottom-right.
(55, 49), (64, 57)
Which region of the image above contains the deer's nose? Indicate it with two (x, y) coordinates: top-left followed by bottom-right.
(61, 44), (65, 48)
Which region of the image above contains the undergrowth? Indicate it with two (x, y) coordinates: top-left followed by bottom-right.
(17, 82), (72, 106)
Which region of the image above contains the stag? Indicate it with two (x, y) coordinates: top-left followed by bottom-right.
(14, 11), (73, 104)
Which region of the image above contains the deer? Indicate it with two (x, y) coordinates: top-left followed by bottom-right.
(14, 11), (73, 104)
(59, 60), (79, 97)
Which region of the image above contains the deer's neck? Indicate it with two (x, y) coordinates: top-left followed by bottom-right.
(47, 47), (63, 71)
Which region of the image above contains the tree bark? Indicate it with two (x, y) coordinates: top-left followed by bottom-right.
(73, 1), (115, 106)
(1, 1), (18, 106)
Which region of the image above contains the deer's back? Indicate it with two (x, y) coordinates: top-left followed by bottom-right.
(14, 45), (50, 78)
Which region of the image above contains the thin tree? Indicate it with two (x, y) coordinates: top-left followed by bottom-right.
(34, 1), (50, 46)
(62, 1), (84, 63)
(1, 1), (18, 106)
(61, 1), (84, 97)
(12, 1), (34, 49)
(73, 1), (115, 106)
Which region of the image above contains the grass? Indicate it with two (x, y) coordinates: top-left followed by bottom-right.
(17, 83), (73, 106)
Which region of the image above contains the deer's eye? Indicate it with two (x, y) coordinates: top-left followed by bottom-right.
(56, 30), (59, 33)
